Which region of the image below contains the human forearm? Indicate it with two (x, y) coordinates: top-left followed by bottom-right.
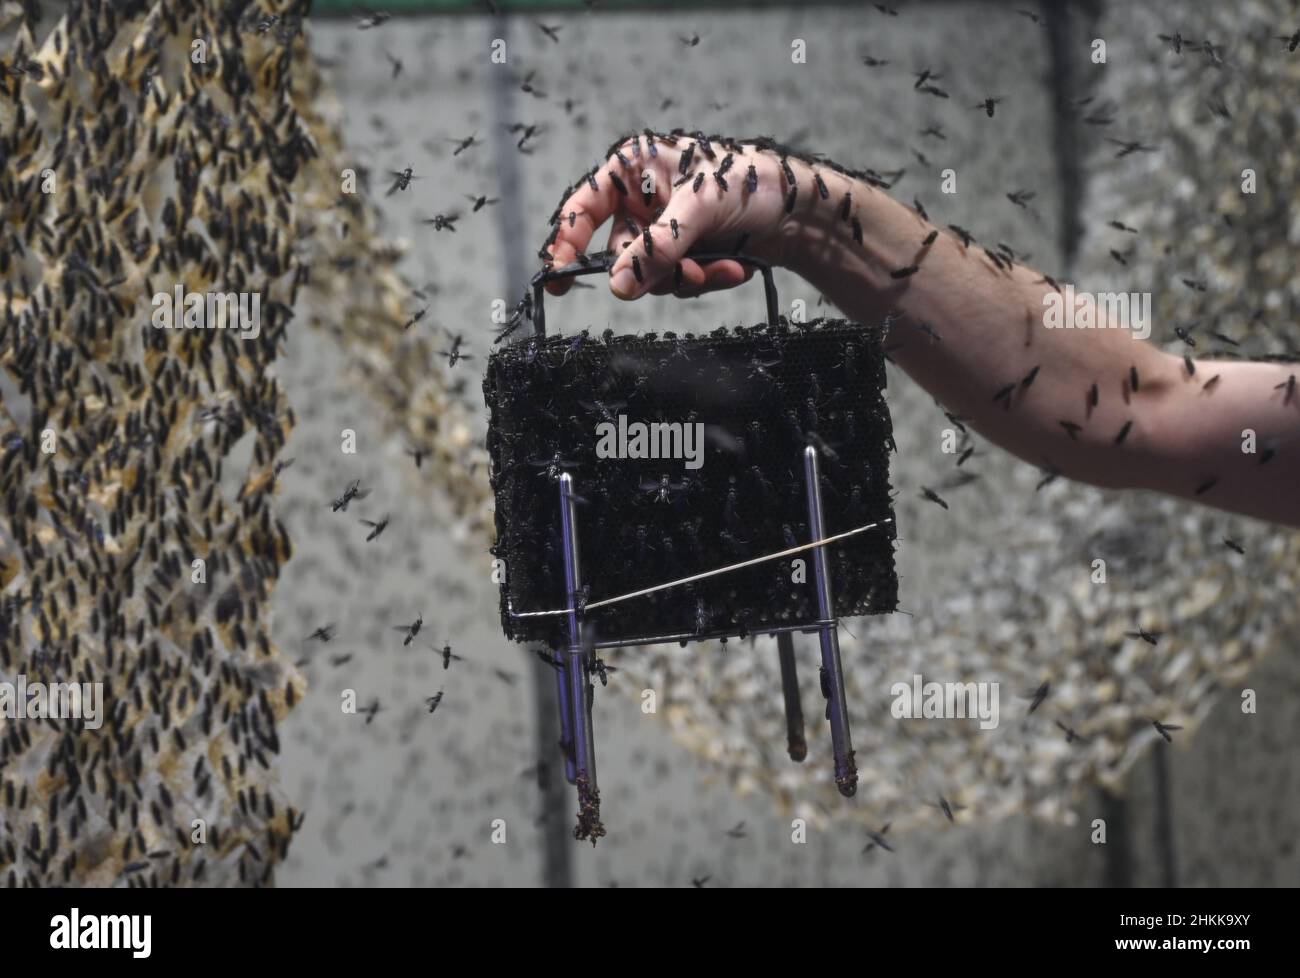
(779, 162), (1300, 526)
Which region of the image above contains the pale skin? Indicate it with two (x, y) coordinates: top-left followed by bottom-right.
(545, 134), (1300, 528)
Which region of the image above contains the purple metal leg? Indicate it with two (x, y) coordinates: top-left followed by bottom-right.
(559, 474), (603, 841)
(554, 656), (577, 785)
(776, 632), (807, 762)
(551, 478), (576, 783)
(802, 446), (858, 797)
(548, 478), (574, 785)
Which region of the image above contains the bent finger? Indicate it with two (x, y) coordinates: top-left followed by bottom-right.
(607, 185), (707, 300)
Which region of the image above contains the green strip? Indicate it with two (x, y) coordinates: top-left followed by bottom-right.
(313, 0), (766, 13)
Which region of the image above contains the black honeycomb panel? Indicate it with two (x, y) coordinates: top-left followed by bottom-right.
(484, 318), (898, 648)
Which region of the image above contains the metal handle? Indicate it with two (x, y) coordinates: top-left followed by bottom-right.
(529, 250), (780, 338)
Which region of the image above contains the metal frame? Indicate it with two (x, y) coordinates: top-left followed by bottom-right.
(546, 445), (857, 804)
(528, 249), (780, 338)
(514, 252), (860, 827)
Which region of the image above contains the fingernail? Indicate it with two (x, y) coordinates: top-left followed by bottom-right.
(610, 267), (637, 299)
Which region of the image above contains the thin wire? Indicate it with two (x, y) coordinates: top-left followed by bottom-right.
(510, 517), (894, 619)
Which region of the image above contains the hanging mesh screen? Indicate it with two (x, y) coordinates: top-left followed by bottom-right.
(484, 318), (898, 648)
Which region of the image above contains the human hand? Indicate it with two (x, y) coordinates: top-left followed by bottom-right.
(542, 132), (809, 301)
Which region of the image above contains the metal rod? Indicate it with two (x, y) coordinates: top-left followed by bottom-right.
(554, 476), (578, 785)
(529, 646), (573, 884)
(530, 250), (779, 338)
(559, 474), (597, 793)
(776, 632), (807, 763)
(554, 659), (576, 785)
(587, 619), (838, 651)
(803, 445), (857, 797)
